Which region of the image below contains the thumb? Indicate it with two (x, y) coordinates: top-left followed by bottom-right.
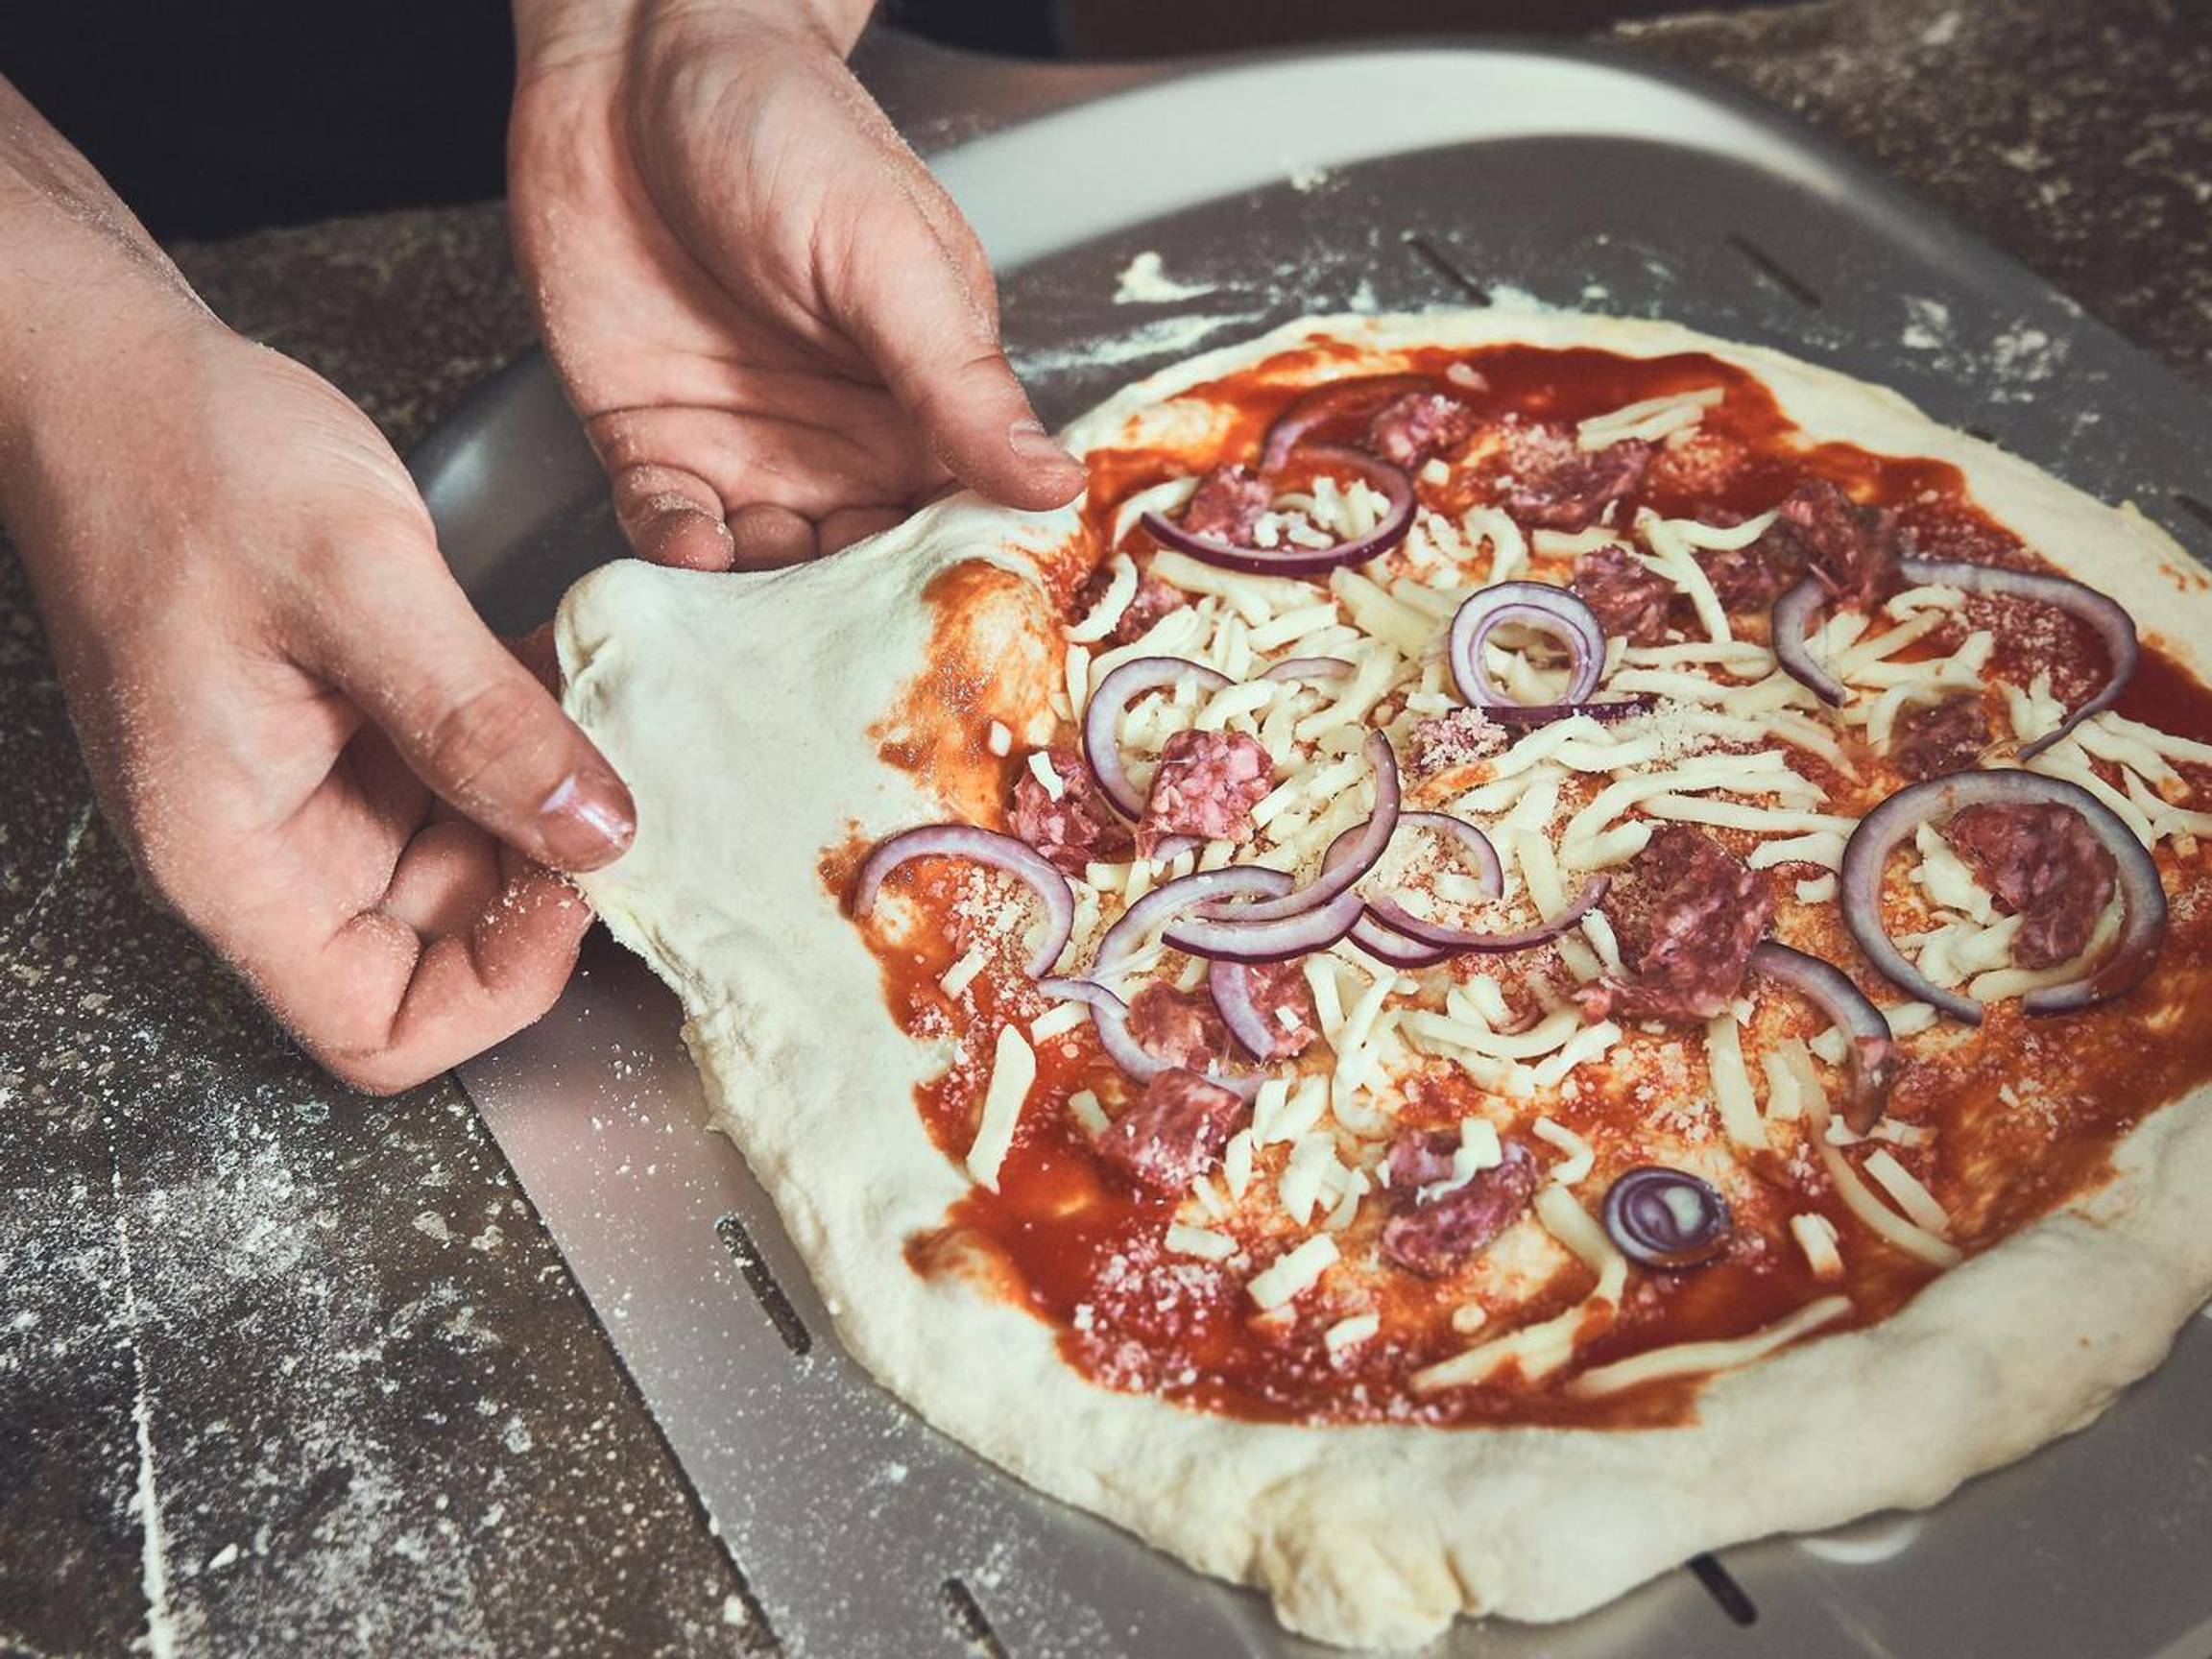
(301, 541), (637, 872)
(835, 207), (1087, 514)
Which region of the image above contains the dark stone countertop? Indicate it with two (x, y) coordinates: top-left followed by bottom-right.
(3, 1), (2207, 1653)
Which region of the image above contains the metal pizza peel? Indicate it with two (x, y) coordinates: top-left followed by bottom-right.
(416, 31), (2212, 1658)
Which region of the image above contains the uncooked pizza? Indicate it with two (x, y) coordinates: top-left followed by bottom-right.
(556, 310), (2212, 1649)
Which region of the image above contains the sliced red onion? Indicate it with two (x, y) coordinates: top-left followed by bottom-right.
(854, 825), (1075, 978)
(1081, 655), (1231, 819)
(1091, 865), (1293, 981)
(1750, 941), (1897, 1133)
(1260, 656), (1355, 684)
(1839, 769), (2167, 1024)
(1448, 582), (1605, 710)
(1260, 373), (1439, 474)
(1317, 811), (1502, 970)
(1035, 975), (1264, 1101)
(1140, 444), (1414, 576)
(1208, 959), (1287, 1059)
(1198, 732), (1401, 928)
(1898, 556), (2138, 759)
(1384, 810), (1505, 896)
(1770, 575), (1846, 706)
(1347, 912), (1459, 969)
(1602, 1166), (1732, 1269)
(1367, 873), (1610, 954)
(1034, 976), (1128, 1020)
(1163, 888), (1368, 964)
(1487, 694), (1658, 728)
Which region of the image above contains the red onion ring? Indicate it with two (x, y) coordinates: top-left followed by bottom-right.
(1081, 655), (1231, 820)
(1198, 732), (1402, 927)
(1486, 695), (1659, 728)
(1260, 656), (1355, 684)
(1140, 444), (1415, 577)
(1839, 769), (2167, 1024)
(1750, 941), (1898, 1133)
(1897, 556), (2138, 758)
(1770, 575), (1846, 706)
(1035, 975), (1265, 1102)
(1208, 959), (1292, 1059)
(1448, 582), (1606, 710)
(1091, 865), (1293, 981)
(1163, 889), (1367, 964)
(1315, 806), (1585, 955)
(1346, 913), (1460, 969)
(1325, 811), (1503, 969)
(1260, 373), (1442, 474)
(1363, 810), (1505, 897)
(854, 825), (1075, 979)
(1366, 873), (1610, 954)
(1602, 1166), (1732, 1269)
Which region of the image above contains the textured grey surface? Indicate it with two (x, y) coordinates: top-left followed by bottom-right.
(2, 1), (2208, 1653)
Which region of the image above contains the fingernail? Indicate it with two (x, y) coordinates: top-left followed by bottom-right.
(1008, 418), (1081, 469)
(538, 772), (636, 870)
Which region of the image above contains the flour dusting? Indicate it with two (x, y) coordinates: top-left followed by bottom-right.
(1112, 251), (1215, 305)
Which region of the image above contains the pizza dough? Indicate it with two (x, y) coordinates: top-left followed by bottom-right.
(556, 309), (2212, 1648)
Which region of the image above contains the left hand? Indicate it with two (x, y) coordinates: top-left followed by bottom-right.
(507, 0), (1086, 572)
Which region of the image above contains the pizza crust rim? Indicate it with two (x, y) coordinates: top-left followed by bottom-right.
(557, 307), (2212, 1649)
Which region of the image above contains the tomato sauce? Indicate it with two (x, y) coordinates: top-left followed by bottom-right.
(845, 341), (2212, 1431)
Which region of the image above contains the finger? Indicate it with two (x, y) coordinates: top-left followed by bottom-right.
(295, 533), (636, 873)
(611, 460), (738, 571)
(305, 852), (591, 1094)
(830, 207), (1086, 514)
(378, 816), (502, 938)
(728, 502), (818, 569)
(818, 505), (904, 554)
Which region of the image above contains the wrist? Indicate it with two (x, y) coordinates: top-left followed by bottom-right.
(0, 81), (217, 567)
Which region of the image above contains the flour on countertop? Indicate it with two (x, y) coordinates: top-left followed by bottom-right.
(1112, 251), (1216, 305)
(1010, 310), (1267, 378)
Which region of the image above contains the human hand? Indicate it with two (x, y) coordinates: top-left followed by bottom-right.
(3, 278), (633, 1092)
(508, 0), (1085, 571)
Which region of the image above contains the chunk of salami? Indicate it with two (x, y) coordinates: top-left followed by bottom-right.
(1500, 427), (1654, 531)
(1137, 729), (1273, 856)
(1697, 532), (1805, 613)
(1580, 825), (1772, 1022)
(1380, 1137), (1539, 1278)
(1234, 958), (1319, 1060)
(1011, 748), (1134, 875)
(1365, 391), (1479, 469)
(1076, 565), (1189, 648)
(1890, 694), (1991, 782)
(1126, 982), (1232, 1071)
(1177, 465), (1271, 546)
(1764, 477), (1904, 612)
(1095, 1069), (1246, 1191)
(1945, 801), (2119, 969)
(1571, 544), (1675, 644)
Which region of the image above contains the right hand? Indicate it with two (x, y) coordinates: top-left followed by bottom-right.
(4, 288), (631, 1094)
(507, 0), (1087, 571)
